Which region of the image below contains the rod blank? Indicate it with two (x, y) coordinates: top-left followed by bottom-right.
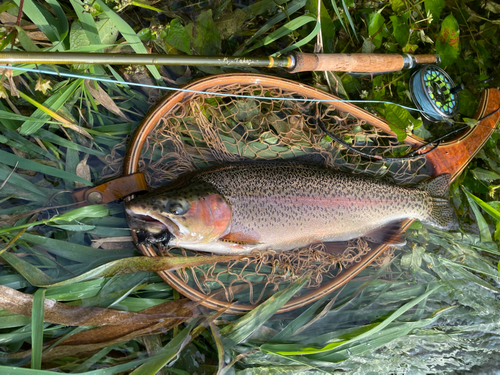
(0, 51), (439, 73)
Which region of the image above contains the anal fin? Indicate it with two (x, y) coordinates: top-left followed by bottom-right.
(321, 241), (351, 255)
(363, 220), (407, 246)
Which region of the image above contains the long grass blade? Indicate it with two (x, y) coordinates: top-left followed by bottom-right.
(19, 79), (83, 135)
(237, 0), (307, 55)
(0, 149), (93, 186)
(463, 187), (493, 242)
(13, 0), (60, 44)
(273, 19), (321, 56)
(95, 0), (161, 80)
(221, 275), (309, 349)
(330, 0), (347, 32)
(30, 288), (46, 370)
(246, 15), (317, 54)
(342, 0), (359, 41)
(261, 283), (442, 355)
(130, 319), (199, 375)
(463, 188), (500, 221)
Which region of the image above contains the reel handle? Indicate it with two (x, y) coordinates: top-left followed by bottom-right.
(288, 53), (439, 73)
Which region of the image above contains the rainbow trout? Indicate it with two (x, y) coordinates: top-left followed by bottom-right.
(126, 163), (457, 254)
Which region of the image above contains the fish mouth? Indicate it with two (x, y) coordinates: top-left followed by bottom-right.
(125, 206), (179, 236)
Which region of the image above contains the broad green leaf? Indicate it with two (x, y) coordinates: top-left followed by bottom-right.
(459, 89), (478, 117)
(436, 14), (460, 66)
(413, 123), (432, 139)
(425, 0), (445, 24)
(390, 12), (410, 47)
(164, 18), (191, 54)
(0, 1), (16, 14)
(471, 168), (500, 182)
(383, 103), (422, 142)
(463, 118), (479, 127)
(401, 246), (425, 272)
(391, 0), (406, 13)
(368, 12), (385, 49)
(46, 0), (69, 44)
(70, 17), (117, 50)
(70, 0), (101, 45)
(185, 10), (221, 56)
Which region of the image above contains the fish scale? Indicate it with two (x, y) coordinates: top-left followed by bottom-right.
(126, 162), (458, 254)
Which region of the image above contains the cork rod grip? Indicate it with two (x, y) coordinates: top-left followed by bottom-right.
(288, 53), (438, 73)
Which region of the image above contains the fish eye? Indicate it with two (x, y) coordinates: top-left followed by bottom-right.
(167, 200), (189, 215)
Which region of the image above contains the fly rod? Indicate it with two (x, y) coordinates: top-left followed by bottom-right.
(0, 51), (439, 73)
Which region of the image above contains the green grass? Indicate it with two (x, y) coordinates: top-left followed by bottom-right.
(0, 0), (500, 373)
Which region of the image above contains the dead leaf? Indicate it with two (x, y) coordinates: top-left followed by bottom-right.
(75, 154), (91, 188)
(4, 297), (200, 363)
(84, 80), (130, 121)
(91, 235), (133, 249)
(0, 285), (197, 327)
(483, 0), (500, 13)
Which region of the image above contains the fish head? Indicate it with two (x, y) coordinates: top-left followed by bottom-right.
(125, 179), (232, 245)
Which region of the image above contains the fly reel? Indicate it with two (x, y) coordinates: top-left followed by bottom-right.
(409, 64), (461, 122)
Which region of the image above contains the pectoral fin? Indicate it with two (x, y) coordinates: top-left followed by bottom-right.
(219, 231), (262, 245)
(363, 221), (407, 246)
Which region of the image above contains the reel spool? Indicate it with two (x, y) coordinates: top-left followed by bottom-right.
(409, 64), (460, 122)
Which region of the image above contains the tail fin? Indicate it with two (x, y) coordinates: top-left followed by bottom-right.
(416, 174), (459, 230)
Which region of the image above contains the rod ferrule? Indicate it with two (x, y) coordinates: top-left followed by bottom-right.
(403, 54), (416, 69)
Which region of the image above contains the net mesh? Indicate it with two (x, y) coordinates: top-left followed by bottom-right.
(107, 80), (430, 306)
